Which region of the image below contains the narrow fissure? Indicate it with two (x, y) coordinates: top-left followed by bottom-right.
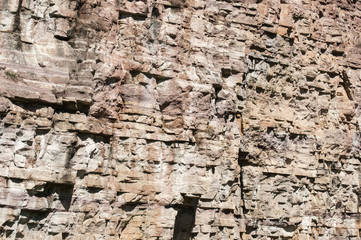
(13, 0), (23, 33)
(238, 150), (248, 215)
(13, 0), (23, 49)
(341, 70), (353, 101)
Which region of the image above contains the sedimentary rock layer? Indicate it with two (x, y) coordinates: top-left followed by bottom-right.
(0, 0), (361, 239)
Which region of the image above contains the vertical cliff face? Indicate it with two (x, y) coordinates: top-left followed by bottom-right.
(0, 0), (361, 239)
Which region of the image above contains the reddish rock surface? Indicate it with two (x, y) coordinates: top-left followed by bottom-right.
(0, 0), (361, 239)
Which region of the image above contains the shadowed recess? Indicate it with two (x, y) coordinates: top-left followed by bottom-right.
(173, 196), (199, 240)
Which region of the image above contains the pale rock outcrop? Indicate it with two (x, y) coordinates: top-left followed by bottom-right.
(0, 0), (361, 239)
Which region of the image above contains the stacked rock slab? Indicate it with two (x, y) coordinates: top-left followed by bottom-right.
(0, 0), (361, 239)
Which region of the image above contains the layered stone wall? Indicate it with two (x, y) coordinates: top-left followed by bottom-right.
(0, 0), (361, 239)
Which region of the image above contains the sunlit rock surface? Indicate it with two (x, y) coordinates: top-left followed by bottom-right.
(0, 0), (361, 239)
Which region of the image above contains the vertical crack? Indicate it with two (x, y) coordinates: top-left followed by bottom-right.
(13, 0), (23, 49)
(341, 70), (353, 101)
(13, 0), (23, 32)
(238, 151), (248, 215)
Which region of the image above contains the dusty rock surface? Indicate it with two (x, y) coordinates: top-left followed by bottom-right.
(0, 0), (361, 239)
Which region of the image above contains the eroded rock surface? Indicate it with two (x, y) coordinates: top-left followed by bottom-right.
(0, 0), (361, 239)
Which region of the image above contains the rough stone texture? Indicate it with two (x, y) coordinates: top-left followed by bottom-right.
(0, 0), (361, 239)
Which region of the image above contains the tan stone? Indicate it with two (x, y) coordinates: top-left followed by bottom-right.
(0, 0), (360, 239)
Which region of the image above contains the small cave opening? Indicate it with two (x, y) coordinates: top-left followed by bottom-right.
(27, 182), (74, 211)
(173, 196), (199, 240)
(151, 7), (160, 18)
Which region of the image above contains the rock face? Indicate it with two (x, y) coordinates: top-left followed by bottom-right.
(0, 0), (361, 239)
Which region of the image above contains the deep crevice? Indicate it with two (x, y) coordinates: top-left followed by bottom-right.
(238, 150), (248, 215)
(341, 70), (353, 100)
(12, 0), (23, 50)
(119, 12), (147, 21)
(27, 182), (74, 210)
(129, 70), (172, 84)
(173, 196), (199, 240)
(54, 35), (71, 41)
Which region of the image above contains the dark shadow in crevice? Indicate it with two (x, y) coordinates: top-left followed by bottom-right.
(173, 196), (199, 240)
(27, 182), (74, 211)
(12, 0), (23, 50)
(119, 12), (147, 21)
(129, 70), (172, 85)
(238, 150), (249, 215)
(341, 70), (353, 101)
